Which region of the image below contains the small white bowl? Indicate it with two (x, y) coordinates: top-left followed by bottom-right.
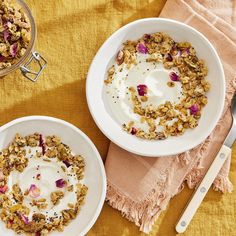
(0, 116), (106, 236)
(86, 18), (225, 157)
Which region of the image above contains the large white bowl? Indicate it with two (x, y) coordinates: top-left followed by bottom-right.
(0, 116), (106, 236)
(86, 18), (225, 157)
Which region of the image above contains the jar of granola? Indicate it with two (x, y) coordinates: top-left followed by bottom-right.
(0, 0), (47, 82)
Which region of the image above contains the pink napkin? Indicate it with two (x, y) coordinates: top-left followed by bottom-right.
(105, 0), (236, 233)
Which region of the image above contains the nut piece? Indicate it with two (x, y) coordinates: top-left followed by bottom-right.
(104, 65), (115, 84)
(50, 191), (64, 205)
(31, 198), (48, 210)
(12, 184), (23, 203)
(167, 81), (175, 87)
(32, 213), (46, 222)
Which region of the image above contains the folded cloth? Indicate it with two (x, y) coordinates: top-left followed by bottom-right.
(105, 0), (236, 233)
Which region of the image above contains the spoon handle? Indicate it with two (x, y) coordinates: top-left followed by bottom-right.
(176, 145), (231, 233)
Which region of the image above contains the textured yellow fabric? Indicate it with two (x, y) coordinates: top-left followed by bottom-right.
(0, 0), (235, 235)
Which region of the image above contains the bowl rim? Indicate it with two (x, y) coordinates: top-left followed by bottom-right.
(0, 115), (107, 236)
(86, 17), (225, 157)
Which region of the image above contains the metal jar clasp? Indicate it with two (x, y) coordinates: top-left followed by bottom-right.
(20, 51), (47, 82)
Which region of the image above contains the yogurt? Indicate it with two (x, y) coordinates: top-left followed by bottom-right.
(105, 54), (183, 131)
(7, 146), (79, 222)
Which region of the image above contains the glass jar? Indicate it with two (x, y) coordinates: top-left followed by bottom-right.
(0, 0), (47, 82)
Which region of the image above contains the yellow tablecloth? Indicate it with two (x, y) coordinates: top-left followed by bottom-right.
(0, 0), (235, 235)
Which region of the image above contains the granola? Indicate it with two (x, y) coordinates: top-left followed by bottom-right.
(50, 191), (64, 206)
(0, 0), (31, 69)
(0, 133), (88, 236)
(104, 32), (210, 140)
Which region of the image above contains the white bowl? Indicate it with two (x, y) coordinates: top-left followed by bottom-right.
(86, 18), (225, 157)
(0, 116), (106, 236)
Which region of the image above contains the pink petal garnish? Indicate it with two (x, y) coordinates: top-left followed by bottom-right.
(19, 213), (29, 225)
(63, 160), (71, 168)
(3, 21), (11, 29)
(137, 84), (148, 96)
(131, 127), (137, 135)
(181, 48), (190, 57)
(143, 34), (151, 42)
(189, 104), (199, 115)
(176, 50), (181, 57)
(0, 185), (8, 194)
(165, 53), (173, 61)
(9, 219), (14, 225)
(3, 30), (10, 42)
(137, 43), (148, 54)
(55, 179), (66, 188)
(10, 43), (18, 57)
(29, 184), (41, 198)
(171, 46), (181, 57)
(39, 134), (46, 155)
(0, 56), (5, 62)
(169, 72), (179, 82)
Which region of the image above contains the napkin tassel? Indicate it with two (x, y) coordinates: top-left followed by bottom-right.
(213, 175), (233, 193)
(106, 181), (170, 233)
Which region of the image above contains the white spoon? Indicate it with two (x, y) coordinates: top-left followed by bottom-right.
(176, 94), (236, 233)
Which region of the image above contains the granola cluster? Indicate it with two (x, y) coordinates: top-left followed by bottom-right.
(105, 32), (210, 140)
(0, 133), (88, 236)
(0, 0), (31, 69)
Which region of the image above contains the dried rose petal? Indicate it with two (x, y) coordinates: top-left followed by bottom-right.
(4, 21), (11, 29)
(19, 213), (29, 225)
(181, 48), (190, 57)
(0, 56), (5, 62)
(137, 42), (148, 54)
(0, 185), (8, 194)
(143, 34), (151, 42)
(170, 46), (181, 57)
(29, 184), (40, 198)
(169, 72), (179, 82)
(3, 30), (10, 42)
(131, 127), (137, 135)
(165, 53), (173, 62)
(39, 134), (46, 155)
(10, 43), (18, 57)
(137, 84), (148, 96)
(176, 50), (181, 57)
(189, 104), (199, 115)
(35, 232), (41, 236)
(8, 219), (14, 225)
(39, 134), (43, 146)
(55, 179), (66, 188)
(116, 50), (124, 65)
(63, 160), (71, 168)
